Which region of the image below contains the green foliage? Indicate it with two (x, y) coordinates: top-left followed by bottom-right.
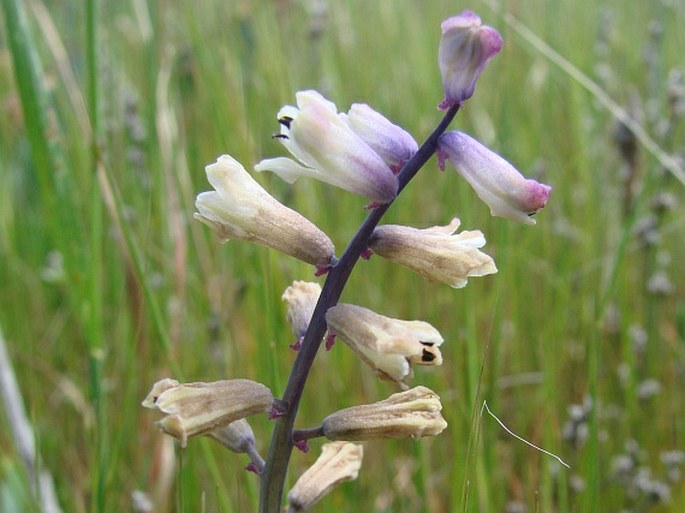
(1, 0), (683, 511)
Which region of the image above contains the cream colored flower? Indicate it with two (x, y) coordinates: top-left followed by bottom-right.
(282, 281), (322, 346)
(369, 218), (497, 288)
(142, 378), (273, 448)
(286, 442), (363, 512)
(195, 155), (335, 267)
(322, 386), (447, 440)
(325, 304), (443, 388)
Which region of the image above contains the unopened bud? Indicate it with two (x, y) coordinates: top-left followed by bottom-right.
(340, 103), (418, 170)
(208, 418), (255, 453)
(369, 218), (497, 288)
(287, 442), (363, 512)
(322, 386), (447, 440)
(282, 281), (322, 344)
(195, 155), (335, 267)
(438, 10), (503, 108)
(326, 304), (443, 388)
(142, 378), (273, 448)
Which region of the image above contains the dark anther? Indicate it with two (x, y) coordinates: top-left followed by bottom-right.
(421, 349), (436, 362)
(278, 116), (293, 128)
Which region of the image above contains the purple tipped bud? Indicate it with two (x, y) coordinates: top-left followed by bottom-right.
(438, 11), (503, 108)
(340, 104), (418, 171)
(439, 131), (551, 224)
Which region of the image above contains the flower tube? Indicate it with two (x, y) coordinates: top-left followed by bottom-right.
(325, 304), (443, 388)
(195, 154), (335, 267)
(322, 386), (447, 440)
(142, 378), (273, 448)
(369, 218), (497, 288)
(439, 131), (551, 224)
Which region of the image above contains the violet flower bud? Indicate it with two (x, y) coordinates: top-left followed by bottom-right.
(195, 155), (335, 267)
(322, 386), (448, 440)
(255, 90), (399, 203)
(369, 218), (497, 288)
(438, 10), (503, 109)
(439, 131), (551, 224)
(286, 442), (363, 512)
(325, 304), (443, 389)
(142, 378), (273, 448)
(340, 103), (418, 171)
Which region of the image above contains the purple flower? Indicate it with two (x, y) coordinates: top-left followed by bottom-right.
(438, 11), (503, 109)
(439, 131), (551, 224)
(255, 90), (399, 203)
(340, 103), (418, 171)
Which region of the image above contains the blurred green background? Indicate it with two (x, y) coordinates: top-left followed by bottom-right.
(1, 0), (683, 511)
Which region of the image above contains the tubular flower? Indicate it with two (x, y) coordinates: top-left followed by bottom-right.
(325, 304), (443, 388)
(438, 131), (551, 224)
(438, 10), (503, 109)
(339, 103), (418, 171)
(254, 90), (399, 203)
(322, 386), (448, 440)
(369, 218), (497, 288)
(142, 378), (273, 448)
(286, 442), (363, 512)
(282, 281), (322, 349)
(195, 155), (335, 267)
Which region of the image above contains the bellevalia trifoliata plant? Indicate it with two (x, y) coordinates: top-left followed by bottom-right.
(142, 9), (551, 513)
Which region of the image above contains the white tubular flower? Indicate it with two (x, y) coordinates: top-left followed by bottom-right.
(282, 281), (322, 347)
(142, 378), (273, 448)
(322, 386), (447, 440)
(286, 442), (363, 512)
(340, 103), (418, 171)
(194, 155), (335, 267)
(325, 304), (443, 388)
(254, 90), (399, 204)
(439, 131), (552, 224)
(369, 218), (497, 288)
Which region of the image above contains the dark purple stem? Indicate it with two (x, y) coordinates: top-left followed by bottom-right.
(258, 105), (459, 513)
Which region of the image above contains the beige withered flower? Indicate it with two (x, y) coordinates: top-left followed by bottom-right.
(369, 218), (497, 288)
(195, 155), (335, 268)
(325, 303), (443, 388)
(207, 418), (256, 453)
(282, 281), (322, 345)
(286, 441), (363, 512)
(142, 378), (273, 447)
(322, 386), (447, 440)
